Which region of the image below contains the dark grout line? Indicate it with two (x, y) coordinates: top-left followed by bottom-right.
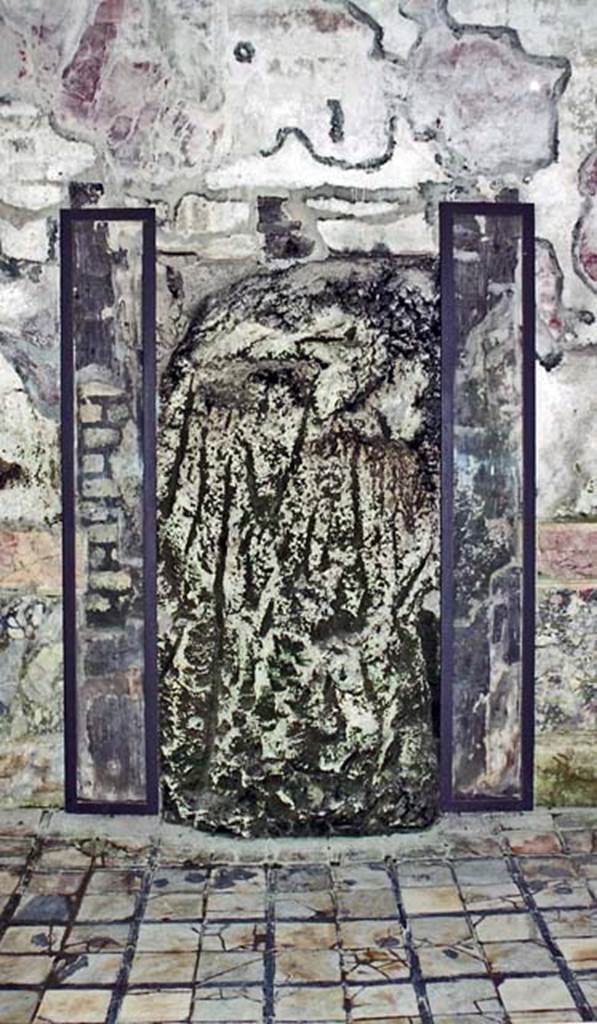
(263, 864), (276, 1024)
(505, 851), (595, 1022)
(187, 862), (213, 1024)
(106, 844), (160, 1024)
(329, 872), (353, 1024)
(385, 857), (433, 1024)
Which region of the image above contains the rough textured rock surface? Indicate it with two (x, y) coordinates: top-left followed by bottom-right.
(158, 257), (440, 836)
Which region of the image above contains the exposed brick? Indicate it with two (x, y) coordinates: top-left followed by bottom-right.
(82, 427), (121, 449)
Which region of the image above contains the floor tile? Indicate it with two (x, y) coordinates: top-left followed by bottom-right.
(63, 923), (129, 953)
(151, 867), (207, 892)
(398, 861), (454, 887)
(206, 890), (266, 919)
(401, 886), (463, 915)
(348, 981), (419, 1018)
(452, 860), (513, 886)
(0, 952), (52, 983)
(508, 1013), (581, 1023)
(426, 977), (502, 1016)
(530, 880), (593, 909)
(417, 941), (487, 979)
(482, 939), (556, 974)
(578, 973), (597, 1013)
(191, 986), (262, 1021)
(274, 890), (334, 920)
(0, 868), (21, 894)
(136, 921), (201, 953)
(27, 872), (86, 896)
(460, 883), (525, 912)
(543, 905), (597, 938)
(14, 895), (74, 924)
(446, 837), (504, 858)
(337, 889), (396, 919)
(201, 921), (267, 952)
(144, 891), (203, 921)
(119, 989), (192, 1023)
(333, 862), (391, 890)
(210, 866), (265, 892)
(76, 893), (137, 922)
(343, 946), (410, 982)
(519, 857), (578, 882)
(128, 950), (197, 985)
(274, 984), (344, 1021)
(0, 924), (65, 954)
(37, 846), (94, 871)
(0, 989), (39, 1024)
(339, 918), (404, 951)
(51, 951), (123, 985)
(275, 948), (342, 983)
(561, 830), (596, 854)
(574, 854), (597, 879)
(472, 912), (540, 943)
(497, 975), (576, 1012)
(275, 922), (338, 950)
(410, 915), (472, 947)
(275, 865), (332, 893)
(35, 988), (112, 1023)
(86, 869), (143, 895)
(504, 832), (563, 855)
(432, 1016), (505, 1024)
(196, 950), (264, 984)
(557, 935), (597, 969)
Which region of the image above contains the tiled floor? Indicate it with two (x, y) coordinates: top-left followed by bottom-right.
(0, 810), (595, 1023)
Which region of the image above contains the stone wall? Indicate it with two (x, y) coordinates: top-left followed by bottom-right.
(0, 0), (595, 815)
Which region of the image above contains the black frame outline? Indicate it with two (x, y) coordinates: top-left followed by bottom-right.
(439, 201), (536, 813)
(60, 207), (158, 815)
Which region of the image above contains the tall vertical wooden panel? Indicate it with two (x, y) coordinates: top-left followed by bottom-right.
(61, 208), (158, 813)
(440, 202), (535, 811)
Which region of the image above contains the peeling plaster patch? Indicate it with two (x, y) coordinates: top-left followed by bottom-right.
(406, 18), (570, 177)
(573, 148), (597, 293)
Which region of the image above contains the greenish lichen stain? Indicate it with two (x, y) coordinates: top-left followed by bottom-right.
(158, 257), (440, 836)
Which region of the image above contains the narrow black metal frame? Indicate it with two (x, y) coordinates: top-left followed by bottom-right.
(60, 207), (158, 815)
(439, 201), (536, 813)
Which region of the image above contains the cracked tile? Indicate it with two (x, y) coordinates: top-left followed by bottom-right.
(51, 951), (123, 985)
(27, 872), (86, 896)
(343, 946), (410, 983)
(504, 832), (563, 855)
(518, 857), (578, 882)
(63, 923), (129, 954)
(196, 951), (264, 984)
(497, 975), (576, 1012)
(119, 989), (193, 1023)
(578, 973), (597, 1014)
(86, 869), (143, 895)
(561, 830), (596, 854)
(128, 951), (197, 985)
(348, 981), (419, 1019)
(201, 920), (267, 952)
(275, 948), (342, 984)
(34, 988), (112, 1023)
(543, 905), (597, 938)
(460, 883), (525, 912)
(401, 885), (463, 915)
(37, 844), (94, 871)
(338, 918), (404, 951)
(417, 942), (487, 979)
(426, 978), (502, 1016)
(274, 891), (334, 921)
(529, 880), (593, 909)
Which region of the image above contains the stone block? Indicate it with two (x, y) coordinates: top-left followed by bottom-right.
(0, 530), (61, 593)
(319, 213), (434, 254)
(174, 195), (251, 237)
(82, 427), (121, 449)
(538, 523), (597, 581)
